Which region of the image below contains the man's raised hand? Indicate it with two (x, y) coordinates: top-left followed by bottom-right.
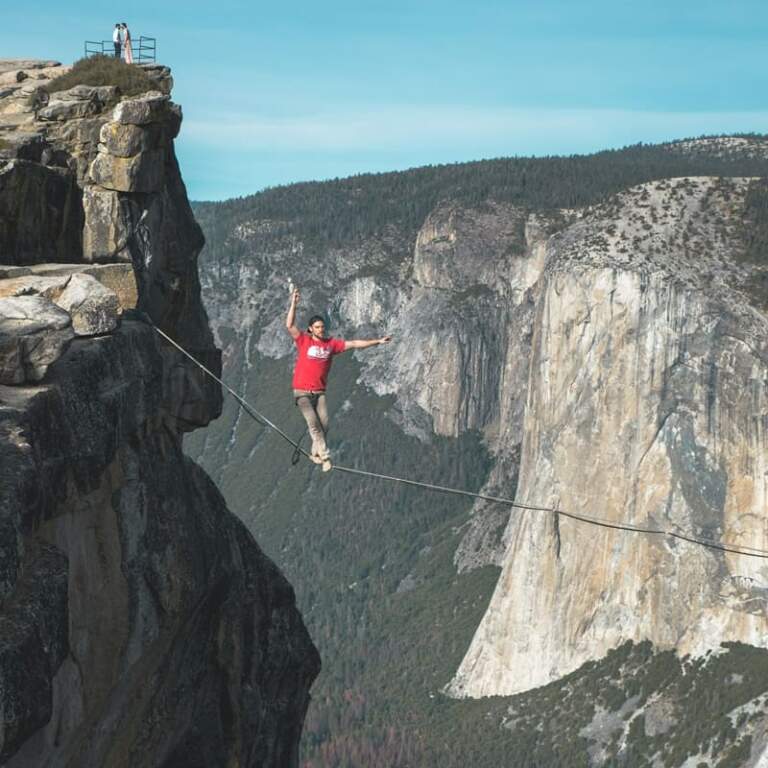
(379, 335), (393, 345)
(285, 288), (301, 338)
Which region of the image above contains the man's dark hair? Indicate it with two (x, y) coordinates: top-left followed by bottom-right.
(307, 315), (325, 328)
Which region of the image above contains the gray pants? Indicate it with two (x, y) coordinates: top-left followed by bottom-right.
(294, 389), (329, 458)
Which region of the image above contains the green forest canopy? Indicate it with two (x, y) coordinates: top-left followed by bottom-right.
(193, 135), (768, 249)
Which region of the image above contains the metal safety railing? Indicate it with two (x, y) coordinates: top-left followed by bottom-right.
(135, 37), (156, 63)
(83, 36), (157, 63)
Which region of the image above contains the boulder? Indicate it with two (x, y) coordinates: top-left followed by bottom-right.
(0, 295), (73, 384)
(37, 86), (116, 122)
(0, 91), (38, 117)
(0, 71), (27, 85)
(98, 121), (156, 157)
(112, 92), (168, 125)
(0, 274), (69, 300)
(54, 273), (119, 336)
(18, 84), (46, 102)
(49, 116), (105, 147)
(86, 263), (137, 309)
(139, 64), (174, 95)
(82, 185), (130, 260)
(27, 263), (137, 311)
(88, 148), (165, 193)
(49, 117), (110, 182)
(47, 85), (117, 103)
(37, 99), (98, 121)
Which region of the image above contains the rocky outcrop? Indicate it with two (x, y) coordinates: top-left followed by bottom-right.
(0, 60), (319, 767)
(1, 60), (222, 429)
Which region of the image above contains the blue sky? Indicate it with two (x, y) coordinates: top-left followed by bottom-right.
(3, 1), (766, 200)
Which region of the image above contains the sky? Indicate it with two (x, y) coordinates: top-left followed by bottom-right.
(2, 1), (767, 200)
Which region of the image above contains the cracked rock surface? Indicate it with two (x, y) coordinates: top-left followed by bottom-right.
(0, 59), (319, 768)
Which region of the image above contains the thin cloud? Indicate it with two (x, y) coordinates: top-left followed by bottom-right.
(183, 105), (768, 155)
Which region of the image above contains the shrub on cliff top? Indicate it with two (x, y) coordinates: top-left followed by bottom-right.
(45, 55), (154, 97)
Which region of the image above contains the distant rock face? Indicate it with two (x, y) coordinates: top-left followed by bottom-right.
(0, 60), (319, 767)
(362, 201), (562, 439)
(449, 178), (768, 697)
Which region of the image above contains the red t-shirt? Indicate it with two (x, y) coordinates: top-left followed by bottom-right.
(292, 332), (346, 391)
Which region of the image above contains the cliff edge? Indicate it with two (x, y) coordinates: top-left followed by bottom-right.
(0, 59), (319, 767)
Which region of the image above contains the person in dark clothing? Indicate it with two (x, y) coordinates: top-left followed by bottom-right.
(113, 24), (122, 58)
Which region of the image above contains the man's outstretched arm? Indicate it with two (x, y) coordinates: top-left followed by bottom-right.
(285, 289), (301, 339)
(343, 335), (392, 351)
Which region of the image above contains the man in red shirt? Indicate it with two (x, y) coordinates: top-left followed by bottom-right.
(286, 288), (391, 470)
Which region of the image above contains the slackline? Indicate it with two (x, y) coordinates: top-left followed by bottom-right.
(150, 322), (768, 561)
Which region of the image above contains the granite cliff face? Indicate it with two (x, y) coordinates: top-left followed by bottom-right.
(0, 59), (318, 767)
(190, 139), (768, 765)
(449, 176), (768, 697)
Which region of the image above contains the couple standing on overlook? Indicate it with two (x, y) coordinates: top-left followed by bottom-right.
(286, 288), (391, 471)
(112, 23), (133, 63)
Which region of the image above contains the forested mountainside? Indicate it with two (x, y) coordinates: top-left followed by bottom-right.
(195, 135), (768, 246)
(188, 135), (768, 767)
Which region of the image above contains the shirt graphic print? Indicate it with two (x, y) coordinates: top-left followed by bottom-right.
(307, 345), (332, 360)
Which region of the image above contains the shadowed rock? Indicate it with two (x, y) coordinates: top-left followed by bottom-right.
(1, 323), (319, 767)
(0, 296), (73, 384)
(0, 161), (84, 265)
(0, 58), (319, 767)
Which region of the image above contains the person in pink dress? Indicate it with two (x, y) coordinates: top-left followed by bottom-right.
(122, 23), (134, 63)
